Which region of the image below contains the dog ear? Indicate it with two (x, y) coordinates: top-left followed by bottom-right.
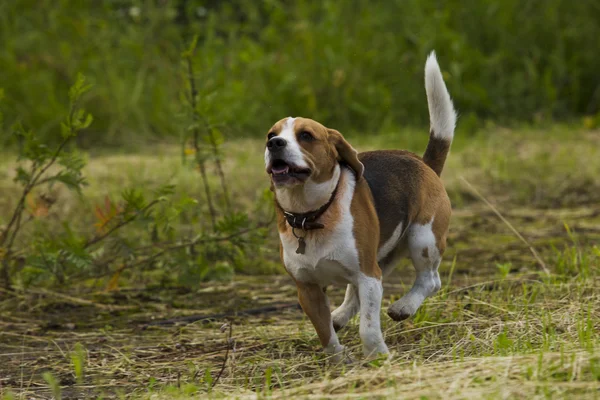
(328, 129), (364, 179)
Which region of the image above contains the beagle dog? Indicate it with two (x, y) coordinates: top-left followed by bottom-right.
(264, 52), (456, 361)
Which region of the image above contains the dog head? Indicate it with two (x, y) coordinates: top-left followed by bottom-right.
(264, 117), (364, 188)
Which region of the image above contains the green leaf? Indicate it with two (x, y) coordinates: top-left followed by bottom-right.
(152, 184), (176, 197)
(42, 372), (61, 399)
(181, 34), (199, 58)
(60, 122), (71, 138)
(203, 367), (213, 390)
(58, 150), (87, 171)
(81, 113), (93, 129)
(14, 166), (32, 186)
(70, 342), (86, 384)
(68, 73), (93, 103)
(122, 188), (146, 211)
(50, 172), (87, 192)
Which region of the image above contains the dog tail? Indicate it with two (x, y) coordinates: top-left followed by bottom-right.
(422, 51), (457, 176)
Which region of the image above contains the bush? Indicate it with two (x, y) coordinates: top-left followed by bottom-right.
(0, 67), (272, 290)
(1, 0), (599, 146)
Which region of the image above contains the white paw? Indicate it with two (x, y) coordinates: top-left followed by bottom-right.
(387, 296), (421, 321)
(331, 308), (352, 331)
(325, 344), (351, 364)
(363, 342), (389, 359)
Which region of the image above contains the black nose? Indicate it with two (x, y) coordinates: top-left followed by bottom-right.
(267, 137), (287, 151)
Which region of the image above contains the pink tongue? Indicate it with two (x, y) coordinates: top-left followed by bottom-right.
(272, 165), (289, 174)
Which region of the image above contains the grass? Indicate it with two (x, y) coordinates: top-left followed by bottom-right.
(1, 125), (600, 399)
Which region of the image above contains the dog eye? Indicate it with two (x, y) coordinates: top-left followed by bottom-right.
(267, 132), (276, 140)
(298, 131), (314, 141)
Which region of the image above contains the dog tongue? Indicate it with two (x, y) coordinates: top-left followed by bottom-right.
(272, 164), (290, 174)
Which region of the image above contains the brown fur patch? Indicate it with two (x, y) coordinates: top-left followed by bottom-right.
(422, 131), (452, 176)
(359, 149), (451, 258)
(296, 281), (333, 346)
(350, 176), (382, 279)
(422, 247), (429, 258)
(359, 150), (425, 245)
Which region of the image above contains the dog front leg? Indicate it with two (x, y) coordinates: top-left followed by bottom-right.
(358, 275), (389, 358)
(296, 282), (345, 361)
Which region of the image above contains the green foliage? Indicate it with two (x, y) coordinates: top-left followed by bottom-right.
(0, 74), (92, 287)
(42, 371), (61, 399)
(203, 367), (214, 392)
(1, 392), (15, 400)
(552, 224), (599, 280)
(494, 330), (515, 356)
(70, 342), (86, 384)
(496, 262), (512, 279)
(0, 52), (270, 289)
(1, 1), (599, 147)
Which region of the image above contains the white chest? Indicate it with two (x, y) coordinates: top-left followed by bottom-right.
(279, 169), (361, 286)
(281, 228), (359, 286)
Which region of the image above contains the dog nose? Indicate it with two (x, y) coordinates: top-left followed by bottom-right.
(267, 137), (287, 151)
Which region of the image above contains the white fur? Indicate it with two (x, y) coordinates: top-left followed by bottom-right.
(377, 221), (404, 261)
(281, 168), (359, 286)
(276, 164), (340, 214)
(388, 218), (442, 319)
(425, 51), (457, 141)
(264, 117), (308, 171)
(280, 168), (388, 357)
(276, 117), (310, 169)
(357, 275), (389, 356)
(332, 221), (408, 330)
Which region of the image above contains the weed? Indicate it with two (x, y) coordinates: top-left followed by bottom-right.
(42, 371), (61, 399)
(70, 342), (86, 384)
(496, 262), (512, 279)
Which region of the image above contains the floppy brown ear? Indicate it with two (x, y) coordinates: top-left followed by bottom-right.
(328, 129), (364, 179)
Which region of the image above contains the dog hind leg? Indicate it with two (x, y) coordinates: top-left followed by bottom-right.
(331, 284), (360, 331)
(387, 221), (443, 321)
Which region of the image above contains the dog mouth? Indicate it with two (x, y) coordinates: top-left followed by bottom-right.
(267, 159), (311, 184)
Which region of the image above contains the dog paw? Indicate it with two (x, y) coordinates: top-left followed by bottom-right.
(387, 301), (418, 321)
(331, 310), (351, 332)
(363, 342), (389, 359)
(332, 317), (347, 332)
(330, 351), (354, 365)
(325, 344), (352, 364)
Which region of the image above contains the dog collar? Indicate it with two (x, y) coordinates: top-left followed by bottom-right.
(276, 177), (340, 254)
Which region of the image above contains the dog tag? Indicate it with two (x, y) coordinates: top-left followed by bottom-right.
(296, 238), (306, 254)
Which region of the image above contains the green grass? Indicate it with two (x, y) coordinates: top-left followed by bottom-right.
(1, 126), (600, 398)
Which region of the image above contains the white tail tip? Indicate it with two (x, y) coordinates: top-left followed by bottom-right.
(425, 51), (457, 140)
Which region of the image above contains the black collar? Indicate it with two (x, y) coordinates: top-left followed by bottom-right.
(276, 177), (340, 231)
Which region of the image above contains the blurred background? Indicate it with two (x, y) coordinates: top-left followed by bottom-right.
(2, 0), (600, 147)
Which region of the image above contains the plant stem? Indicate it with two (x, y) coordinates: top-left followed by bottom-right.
(1, 260), (10, 290)
(186, 54), (217, 231)
(203, 118), (231, 212)
(1, 109), (74, 288)
(84, 199), (160, 248)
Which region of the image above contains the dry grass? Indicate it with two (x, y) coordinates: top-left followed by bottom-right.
(1, 126), (600, 399)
